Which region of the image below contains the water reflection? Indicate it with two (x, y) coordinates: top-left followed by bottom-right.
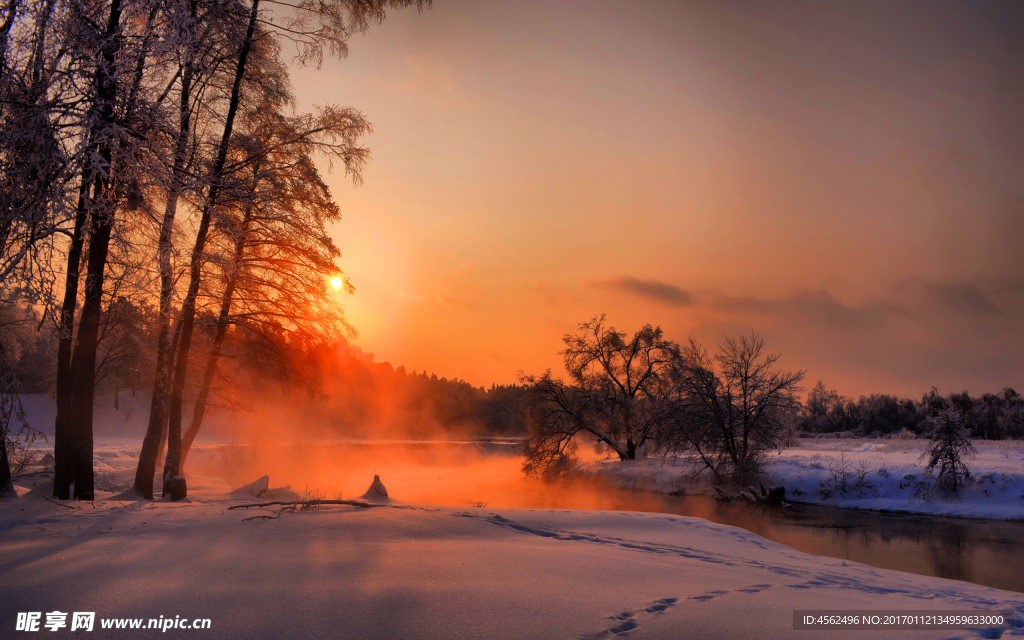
(189, 441), (1024, 593)
(661, 494), (1024, 594)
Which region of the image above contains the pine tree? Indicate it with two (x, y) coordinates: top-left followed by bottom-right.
(925, 409), (976, 497)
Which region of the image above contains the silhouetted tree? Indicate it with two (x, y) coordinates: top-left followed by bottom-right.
(0, 300), (42, 496)
(799, 380), (853, 433)
(522, 316), (680, 476)
(0, 342), (24, 496)
(132, 0), (431, 500)
(666, 333), (804, 485)
(177, 103), (368, 470)
(51, 0), (167, 500)
(925, 409), (976, 497)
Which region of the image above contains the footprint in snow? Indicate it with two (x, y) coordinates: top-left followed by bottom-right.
(690, 584), (774, 601)
(580, 598), (679, 639)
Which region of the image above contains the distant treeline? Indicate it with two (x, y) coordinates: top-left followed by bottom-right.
(4, 298), (528, 438)
(799, 381), (1024, 439)
(277, 340), (530, 437)
(7, 296), (1020, 442)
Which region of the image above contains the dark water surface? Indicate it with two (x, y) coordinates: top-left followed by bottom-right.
(561, 486), (1024, 594)
(193, 440), (1024, 593)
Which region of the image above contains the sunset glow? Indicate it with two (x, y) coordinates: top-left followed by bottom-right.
(2, 2), (1022, 636)
(294, 0), (1023, 397)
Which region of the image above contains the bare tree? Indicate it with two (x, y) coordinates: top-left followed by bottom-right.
(133, 0), (251, 500)
(0, 298), (44, 496)
(0, 0), (431, 501)
(53, 0), (171, 500)
(145, 0), (429, 499)
(522, 316), (680, 477)
(924, 409), (976, 497)
(0, 0), (74, 284)
(177, 104), (365, 470)
(666, 333), (804, 485)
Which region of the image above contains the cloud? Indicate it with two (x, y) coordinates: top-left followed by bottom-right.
(890, 279), (1005, 318)
(710, 289), (900, 330)
(592, 277), (692, 306)
(925, 282), (1004, 317)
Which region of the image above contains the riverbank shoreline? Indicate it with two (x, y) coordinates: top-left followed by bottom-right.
(3, 478), (1023, 640)
(575, 438), (1024, 522)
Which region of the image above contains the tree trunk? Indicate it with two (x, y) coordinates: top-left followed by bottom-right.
(162, 0), (260, 499)
(133, 54), (195, 499)
(0, 339), (18, 497)
(153, 314), (182, 481)
(62, 0), (124, 501)
(625, 439), (636, 460)
(52, 181), (88, 499)
(27, 0), (56, 85)
(66, 209), (114, 500)
(181, 200), (254, 471)
(178, 322), (226, 472)
(0, 436), (12, 497)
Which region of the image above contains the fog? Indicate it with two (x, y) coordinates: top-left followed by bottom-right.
(185, 439), (654, 510)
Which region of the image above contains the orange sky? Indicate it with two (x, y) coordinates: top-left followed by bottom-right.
(290, 0), (1023, 397)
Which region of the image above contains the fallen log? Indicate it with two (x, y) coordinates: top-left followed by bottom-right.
(45, 497), (81, 510)
(227, 499), (382, 511)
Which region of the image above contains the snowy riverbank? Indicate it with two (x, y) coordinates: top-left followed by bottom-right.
(576, 439), (1024, 521)
(2, 474), (1023, 639)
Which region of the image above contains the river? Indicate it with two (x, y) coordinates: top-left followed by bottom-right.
(189, 439), (1024, 593)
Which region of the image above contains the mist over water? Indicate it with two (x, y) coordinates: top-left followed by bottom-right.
(189, 440), (630, 508)
(185, 440), (1024, 594)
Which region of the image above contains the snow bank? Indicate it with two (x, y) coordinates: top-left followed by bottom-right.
(1, 493), (1021, 639)
(775, 440), (1024, 520)
(357, 474), (391, 503)
(22, 479), (55, 499)
(230, 475), (271, 499)
(578, 439), (1024, 520)
(229, 475), (299, 501)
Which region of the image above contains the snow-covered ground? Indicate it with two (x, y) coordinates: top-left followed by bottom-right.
(5, 414), (1023, 637)
(577, 439), (1024, 521)
(3, 471), (1023, 639)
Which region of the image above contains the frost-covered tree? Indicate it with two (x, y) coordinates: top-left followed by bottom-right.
(0, 0), (76, 284)
(0, 341), (26, 497)
(52, 0), (172, 501)
(0, 301), (44, 497)
(133, 0), (254, 502)
(176, 101), (368, 471)
(137, 0), (431, 500)
(1, 0), (432, 501)
(924, 409), (976, 497)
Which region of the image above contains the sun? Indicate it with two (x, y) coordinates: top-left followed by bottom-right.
(330, 276), (343, 290)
